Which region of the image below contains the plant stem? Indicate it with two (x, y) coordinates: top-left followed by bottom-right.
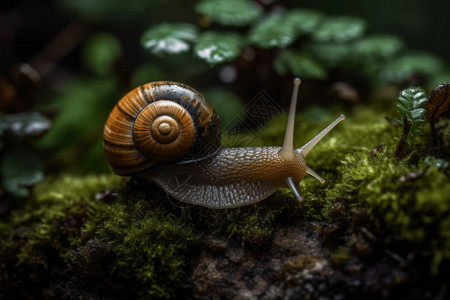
(395, 116), (411, 160)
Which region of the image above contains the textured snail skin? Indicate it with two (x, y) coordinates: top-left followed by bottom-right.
(104, 80), (345, 208)
(140, 147), (306, 208)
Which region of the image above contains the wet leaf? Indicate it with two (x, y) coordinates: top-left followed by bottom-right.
(380, 53), (446, 83)
(353, 35), (403, 62)
(194, 32), (245, 65)
(411, 108), (427, 119)
(274, 50), (327, 80)
(0, 148), (44, 197)
(2, 112), (51, 137)
(284, 9), (324, 34)
(195, 0), (262, 26)
(312, 16), (366, 43)
(141, 23), (198, 55)
(248, 13), (298, 49)
(397, 86), (428, 137)
(82, 32), (122, 76)
(425, 82), (450, 123)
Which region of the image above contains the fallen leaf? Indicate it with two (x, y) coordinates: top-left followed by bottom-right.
(426, 82), (450, 123)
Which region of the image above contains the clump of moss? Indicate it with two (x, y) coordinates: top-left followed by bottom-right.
(224, 193), (301, 247)
(85, 190), (200, 299)
(0, 174), (200, 299)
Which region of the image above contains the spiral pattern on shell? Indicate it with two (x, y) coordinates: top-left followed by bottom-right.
(103, 81), (221, 175)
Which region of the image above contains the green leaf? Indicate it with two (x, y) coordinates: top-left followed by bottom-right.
(0, 148), (44, 197)
(195, 0), (262, 26)
(380, 53), (447, 83)
(397, 86), (429, 136)
(284, 9), (324, 34)
(141, 23), (198, 55)
(82, 32), (122, 76)
(411, 108), (427, 119)
(248, 13), (298, 49)
(396, 104), (409, 118)
(274, 50), (327, 80)
(352, 35), (403, 62)
(312, 16), (367, 43)
(36, 78), (117, 151)
(194, 32), (245, 65)
(398, 96), (412, 110)
(307, 42), (351, 68)
(2, 112), (51, 137)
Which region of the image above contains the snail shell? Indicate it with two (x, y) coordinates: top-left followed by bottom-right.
(103, 81), (221, 175)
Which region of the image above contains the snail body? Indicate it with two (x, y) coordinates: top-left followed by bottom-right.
(104, 79), (345, 208)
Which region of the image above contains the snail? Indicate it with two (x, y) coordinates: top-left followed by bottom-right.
(103, 79), (345, 209)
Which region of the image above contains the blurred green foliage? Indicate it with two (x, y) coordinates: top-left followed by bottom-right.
(82, 33), (122, 76)
(137, 0), (448, 86)
(195, 0), (262, 26)
(0, 148), (44, 197)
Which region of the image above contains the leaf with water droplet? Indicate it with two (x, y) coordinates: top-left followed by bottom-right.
(248, 13), (298, 49)
(141, 23), (198, 55)
(194, 32), (245, 65)
(312, 16), (366, 43)
(3, 112), (51, 137)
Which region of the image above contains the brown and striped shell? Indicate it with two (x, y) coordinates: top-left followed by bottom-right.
(103, 81), (221, 175)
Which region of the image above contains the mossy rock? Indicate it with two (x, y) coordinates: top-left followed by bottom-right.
(1, 104), (449, 298)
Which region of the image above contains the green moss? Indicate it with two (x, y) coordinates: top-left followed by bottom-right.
(94, 204), (199, 298)
(0, 174), (123, 270)
(331, 246), (352, 266)
(1, 103), (449, 297)
(0, 175), (200, 298)
(224, 193), (300, 246)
